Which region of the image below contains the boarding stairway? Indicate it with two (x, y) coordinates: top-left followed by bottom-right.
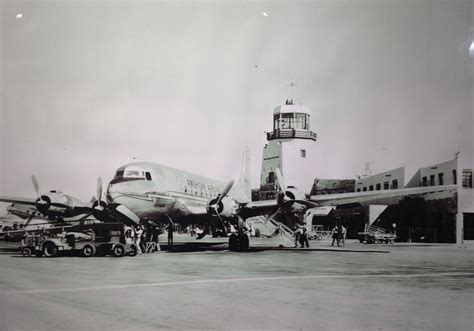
(358, 224), (396, 244)
(246, 214), (295, 248)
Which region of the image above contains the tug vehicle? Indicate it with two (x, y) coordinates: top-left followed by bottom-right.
(19, 223), (138, 257)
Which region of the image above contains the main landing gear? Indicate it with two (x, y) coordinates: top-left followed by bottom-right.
(228, 233), (249, 252)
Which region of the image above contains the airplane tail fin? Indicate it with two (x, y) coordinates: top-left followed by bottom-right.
(235, 146), (252, 202)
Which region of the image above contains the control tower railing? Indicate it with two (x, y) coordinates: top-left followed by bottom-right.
(267, 129), (317, 141)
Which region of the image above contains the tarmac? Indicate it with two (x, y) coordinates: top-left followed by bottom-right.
(0, 240), (473, 330)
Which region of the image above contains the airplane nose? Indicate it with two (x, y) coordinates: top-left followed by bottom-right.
(106, 183), (118, 203)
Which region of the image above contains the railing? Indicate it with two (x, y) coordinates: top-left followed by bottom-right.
(309, 225), (332, 241)
(267, 129), (317, 141)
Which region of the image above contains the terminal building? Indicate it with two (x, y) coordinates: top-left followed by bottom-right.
(252, 101), (473, 244)
(405, 158), (457, 187)
(355, 167), (404, 192)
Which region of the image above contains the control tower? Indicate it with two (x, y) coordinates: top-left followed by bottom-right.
(259, 100), (318, 199)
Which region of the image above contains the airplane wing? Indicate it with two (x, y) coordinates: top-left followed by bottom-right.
(308, 185), (457, 207)
(0, 196), (37, 206)
(240, 199), (319, 219)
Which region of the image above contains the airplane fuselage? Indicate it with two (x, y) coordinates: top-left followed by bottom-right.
(106, 162), (233, 220)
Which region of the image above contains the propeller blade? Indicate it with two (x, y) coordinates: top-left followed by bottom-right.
(275, 168), (287, 193)
(31, 175), (41, 199)
(96, 177), (103, 205)
(215, 180), (234, 206)
(215, 212), (227, 236)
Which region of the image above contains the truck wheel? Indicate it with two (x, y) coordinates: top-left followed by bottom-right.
(128, 245), (138, 257)
(229, 233), (239, 251)
(43, 242), (58, 257)
(238, 234), (249, 252)
(22, 247), (33, 257)
(112, 244), (125, 257)
(81, 244), (96, 257)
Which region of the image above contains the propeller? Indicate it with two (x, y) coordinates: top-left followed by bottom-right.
(32, 175), (40, 199)
(32, 175), (50, 213)
(208, 180), (235, 235)
(95, 177), (104, 211)
(275, 168), (287, 195)
(92, 177), (108, 219)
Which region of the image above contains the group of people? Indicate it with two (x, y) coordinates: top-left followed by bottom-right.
(331, 225), (346, 247)
(132, 220), (175, 254)
(294, 224), (310, 248)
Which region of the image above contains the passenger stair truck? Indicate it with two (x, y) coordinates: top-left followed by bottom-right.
(246, 215), (295, 248)
(357, 205), (396, 244)
(357, 224), (396, 244)
(20, 223), (138, 257)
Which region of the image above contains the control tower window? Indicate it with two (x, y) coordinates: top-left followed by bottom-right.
(280, 113), (293, 129)
(294, 113), (309, 130)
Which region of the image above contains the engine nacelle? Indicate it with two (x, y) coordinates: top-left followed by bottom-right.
(36, 191), (69, 215)
(206, 196), (238, 218)
(284, 188), (306, 201)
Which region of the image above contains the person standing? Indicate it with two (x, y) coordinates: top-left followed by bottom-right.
(136, 225), (144, 254)
(300, 227), (310, 248)
(340, 225), (346, 247)
(331, 225), (340, 247)
(167, 221), (174, 247)
(294, 225), (302, 248)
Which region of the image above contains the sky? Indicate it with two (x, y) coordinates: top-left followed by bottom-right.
(0, 0), (473, 207)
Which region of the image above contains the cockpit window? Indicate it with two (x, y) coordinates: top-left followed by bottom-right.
(125, 170), (142, 177)
(145, 172), (152, 181)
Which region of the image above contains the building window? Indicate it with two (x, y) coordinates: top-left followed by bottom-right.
(369, 185), (374, 191)
(422, 176), (427, 187)
(392, 179), (398, 189)
(452, 169), (457, 185)
(357, 189), (361, 192)
(363, 187), (367, 192)
(438, 173), (444, 185)
(300, 149), (306, 158)
(383, 181), (389, 190)
(429, 175), (435, 186)
(462, 169), (473, 188)
(376, 183), (381, 191)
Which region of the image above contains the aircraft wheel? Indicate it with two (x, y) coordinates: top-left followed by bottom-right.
(229, 234), (239, 252)
(238, 234), (249, 252)
(43, 243), (58, 257)
(81, 244), (96, 257)
(112, 244), (125, 257)
(128, 245), (138, 257)
(22, 247), (33, 257)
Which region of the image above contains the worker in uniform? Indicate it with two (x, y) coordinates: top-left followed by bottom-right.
(167, 221), (174, 247)
(294, 224), (303, 247)
(340, 225), (347, 247)
(135, 225), (144, 254)
(299, 226), (310, 248)
(331, 225), (340, 247)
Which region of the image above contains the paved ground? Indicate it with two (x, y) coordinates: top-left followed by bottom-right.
(0, 241), (473, 330)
